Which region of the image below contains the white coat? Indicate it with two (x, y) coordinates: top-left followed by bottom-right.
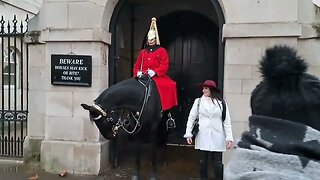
(184, 95), (233, 152)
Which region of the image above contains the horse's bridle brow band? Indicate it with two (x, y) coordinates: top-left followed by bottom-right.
(92, 103), (107, 116)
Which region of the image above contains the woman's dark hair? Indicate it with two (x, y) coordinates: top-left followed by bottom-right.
(209, 88), (222, 100)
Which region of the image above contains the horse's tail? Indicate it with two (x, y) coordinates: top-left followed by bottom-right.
(259, 45), (307, 87)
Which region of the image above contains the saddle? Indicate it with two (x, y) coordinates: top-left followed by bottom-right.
(137, 74), (176, 130)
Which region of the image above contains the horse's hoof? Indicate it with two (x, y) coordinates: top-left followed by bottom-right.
(112, 158), (118, 168)
(131, 175), (140, 180)
(150, 177), (157, 180)
(162, 161), (168, 169)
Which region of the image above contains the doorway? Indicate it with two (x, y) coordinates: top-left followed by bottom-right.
(109, 0), (224, 144)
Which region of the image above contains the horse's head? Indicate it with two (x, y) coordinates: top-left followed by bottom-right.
(81, 77), (161, 139)
(81, 103), (118, 139)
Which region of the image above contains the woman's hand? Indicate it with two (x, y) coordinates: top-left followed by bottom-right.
(226, 141), (233, 149)
(186, 137), (193, 145)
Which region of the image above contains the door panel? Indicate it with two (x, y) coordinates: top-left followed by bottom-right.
(158, 11), (219, 144)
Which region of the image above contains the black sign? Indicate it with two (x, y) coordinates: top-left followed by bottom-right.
(51, 54), (92, 87)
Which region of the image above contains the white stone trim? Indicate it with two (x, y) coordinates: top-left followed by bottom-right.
(41, 28), (111, 44)
(2, 0), (41, 14)
(223, 23), (301, 39)
(313, 0), (320, 7)
(299, 25), (319, 39)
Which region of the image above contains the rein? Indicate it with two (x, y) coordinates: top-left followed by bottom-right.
(112, 77), (152, 135)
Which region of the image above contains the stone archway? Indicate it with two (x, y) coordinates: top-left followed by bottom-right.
(107, 0), (225, 84)
(23, 0), (226, 176)
(107, 0), (225, 144)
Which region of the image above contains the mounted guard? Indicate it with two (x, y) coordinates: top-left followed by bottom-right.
(133, 17), (178, 112)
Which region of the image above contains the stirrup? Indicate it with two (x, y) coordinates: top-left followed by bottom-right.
(166, 112), (176, 130)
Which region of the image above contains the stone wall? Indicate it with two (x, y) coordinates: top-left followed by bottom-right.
(221, 0), (320, 162)
(25, 0), (111, 175)
(23, 0), (320, 174)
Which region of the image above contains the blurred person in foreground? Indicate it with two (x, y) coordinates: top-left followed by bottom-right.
(225, 45), (320, 180)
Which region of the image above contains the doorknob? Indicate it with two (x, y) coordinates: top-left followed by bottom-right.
(114, 56), (120, 66)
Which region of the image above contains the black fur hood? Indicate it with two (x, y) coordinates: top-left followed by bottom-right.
(251, 45), (320, 131)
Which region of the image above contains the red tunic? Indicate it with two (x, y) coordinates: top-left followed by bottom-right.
(133, 47), (178, 110)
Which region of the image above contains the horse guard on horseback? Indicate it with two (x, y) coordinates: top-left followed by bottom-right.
(81, 17), (178, 180)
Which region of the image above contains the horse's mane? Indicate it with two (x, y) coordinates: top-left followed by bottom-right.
(94, 77), (156, 112)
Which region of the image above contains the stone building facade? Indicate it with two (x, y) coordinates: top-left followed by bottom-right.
(21, 0), (320, 175)
(0, 0), (41, 20)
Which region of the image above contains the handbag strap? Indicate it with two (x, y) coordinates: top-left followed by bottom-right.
(221, 100), (226, 122)
(195, 98), (201, 123)
(197, 98), (201, 112)
(211, 98), (226, 122)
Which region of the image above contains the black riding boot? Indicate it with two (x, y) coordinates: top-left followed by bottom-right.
(200, 160), (208, 180)
(213, 163), (224, 180)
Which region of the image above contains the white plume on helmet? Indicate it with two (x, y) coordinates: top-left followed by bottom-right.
(147, 17), (160, 45)
(147, 30), (156, 40)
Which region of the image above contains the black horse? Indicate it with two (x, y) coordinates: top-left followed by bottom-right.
(81, 75), (164, 180)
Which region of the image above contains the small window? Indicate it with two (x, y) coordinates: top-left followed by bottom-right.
(3, 47), (20, 88)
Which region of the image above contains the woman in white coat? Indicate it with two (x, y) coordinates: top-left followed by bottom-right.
(184, 80), (233, 180)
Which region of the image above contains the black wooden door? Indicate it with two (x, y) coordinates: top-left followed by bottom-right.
(158, 11), (219, 144)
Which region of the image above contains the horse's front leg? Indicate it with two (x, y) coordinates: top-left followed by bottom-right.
(132, 140), (141, 180)
(150, 133), (158, 180)
(111, 137), (119, 168)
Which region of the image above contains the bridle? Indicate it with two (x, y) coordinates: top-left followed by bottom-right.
(116, 77), (152, 134)
(92, 77), (152, 136)
(92, 103), (107, 119)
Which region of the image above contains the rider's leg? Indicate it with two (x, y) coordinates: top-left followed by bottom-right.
(150, 135), (158, 179)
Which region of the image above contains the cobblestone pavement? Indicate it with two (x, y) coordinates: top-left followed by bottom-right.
(0, 146), (218, 180)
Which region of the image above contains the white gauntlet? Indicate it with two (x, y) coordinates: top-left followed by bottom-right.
(147, 69), (156, 77)
(137, 71), (143, 77)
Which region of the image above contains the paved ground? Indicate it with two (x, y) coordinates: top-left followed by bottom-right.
(0, 146), (218, 180)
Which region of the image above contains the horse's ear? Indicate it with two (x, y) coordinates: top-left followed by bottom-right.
(81, 103), (91, 111)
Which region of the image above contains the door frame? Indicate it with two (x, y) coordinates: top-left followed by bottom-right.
(108, 0), (225, 91)
(210, 0), (225, 93)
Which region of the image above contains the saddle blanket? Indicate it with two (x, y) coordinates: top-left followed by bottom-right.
(153, 76), (178, 111)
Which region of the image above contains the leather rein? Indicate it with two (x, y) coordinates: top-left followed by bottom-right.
(93, 77), (152, 136)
